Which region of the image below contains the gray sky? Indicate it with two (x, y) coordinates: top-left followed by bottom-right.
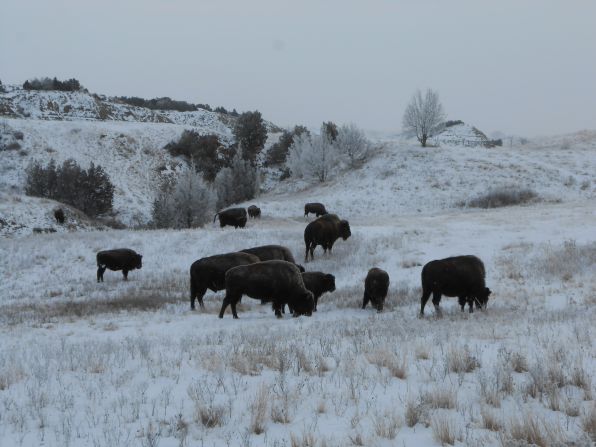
(2, 0), (595, 136)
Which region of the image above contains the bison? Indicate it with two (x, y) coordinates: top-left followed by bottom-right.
(362, 268), (389, 312)
(419, 255), (492, 317)
(96, 249), (142, 282)
(214, 208), (247, 228)
(218, 261), (314, 319)
(301, 272), (336, 311)
(304, 202), (328, 217)
(190, 251), (260, 310)
(240, 245), (305, 273)
(304, 214), (351, 261)
(247, 205), (261, 219)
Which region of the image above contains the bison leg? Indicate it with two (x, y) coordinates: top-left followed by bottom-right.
(419, 288), (432, 316)
(190, 283), (207, 310)
(458, 296), (466, 312)
(362, 293), (370, 310)
(468, 298), (474, 313)
(97, 265), (106, 282)
(432, 292), (443, 317)
(218, 295), (231, 318)
(122, 270), (129, 280)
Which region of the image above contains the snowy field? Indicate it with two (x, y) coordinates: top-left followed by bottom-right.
(1, 138), (596, 446)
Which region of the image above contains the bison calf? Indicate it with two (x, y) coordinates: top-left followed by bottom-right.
(219, 261), (314, 319)
(96, 249), (142, 282)
(362, 268), (389, 312)
(301, 272), (336, 311)
(247, 205), (261, 219)
(420, 255), (492, 317)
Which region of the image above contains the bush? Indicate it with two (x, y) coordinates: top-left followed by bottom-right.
(265, 125), (309, 166)
(287, 132), (339, 183)
(336, 123), (371, 167)
(117, 96), (198, 112)
(165, 131), (224, 182)
(461, 186), (538, 208)
(25, 159), (114, 217)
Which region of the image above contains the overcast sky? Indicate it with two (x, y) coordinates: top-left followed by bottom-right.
(2, 0), (595, 136)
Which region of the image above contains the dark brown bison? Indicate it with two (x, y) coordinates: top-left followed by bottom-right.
(304, 214), (351, 261)
(214, 208), (247, 228)
(362, 268), (389, 312)
(96, 249), (142, 282)
(301, 272), (336, 311)
(218, 261), (314, 319)
(240, 245), (305, 273)
(190, 252), (260, 310)
(304, 202), (328, 217)
(420, 255), (492, 317)
(247, 205), (261, 219)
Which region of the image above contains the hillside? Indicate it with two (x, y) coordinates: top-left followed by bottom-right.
(0, 86), (281, 231)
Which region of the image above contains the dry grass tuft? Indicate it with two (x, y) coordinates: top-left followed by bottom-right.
(290, 431), (318, 447)
(431, 413), (460, 446)
(446, 346), (480, 374)
(421, 387), (457, 410)
(504, 412), (565, 447)
(372, 410), (401, 440)
(366, 349), (407, 379)
(249, 384), (269, 434)
(480, 406), (502, 432)
(582, 403), (596, 442)
(509, 352), (529, 373)
(405, 399), (424, 427)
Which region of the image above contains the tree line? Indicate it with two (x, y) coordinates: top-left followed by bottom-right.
(25, 159), (114, 218)
(23, 77), (83, 92)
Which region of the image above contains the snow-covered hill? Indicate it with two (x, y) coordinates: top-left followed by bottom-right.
(0, 86), (282, 232)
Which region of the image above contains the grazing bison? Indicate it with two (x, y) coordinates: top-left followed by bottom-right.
(304, 214), (351, 261)
(362, 268), (390, 312)
(247, 205), (261, 219)
(240, 245), (305, 273)
(301, 272), (336, 311)
(214, 208), (247, 228)
(219, 261), (314, 319)
(304, 202), (328, 217)
(190, 252), (260, 310)
(97, 249), (142, 282)
(419, 255), (492, 317)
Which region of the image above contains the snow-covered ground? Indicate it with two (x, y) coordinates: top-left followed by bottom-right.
(0, 132), (595, 446)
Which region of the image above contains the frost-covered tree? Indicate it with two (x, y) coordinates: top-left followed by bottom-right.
(336, 123), (370, 167)
(152, 162), (216, 229)
(322, 121), (338, 142)
(402, 88), (445, 147)
(287, 132), (339, 183)
(214, 148), (260, 209)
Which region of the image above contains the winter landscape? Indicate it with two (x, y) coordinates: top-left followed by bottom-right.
(1, 2), (596, 447)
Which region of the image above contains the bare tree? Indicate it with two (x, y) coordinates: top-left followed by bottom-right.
(336, 123), (370, 167)
(287, 132), (339, 183)
(402, 89), (446, 147)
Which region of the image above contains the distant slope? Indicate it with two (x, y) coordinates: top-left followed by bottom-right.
(0, 86), (282, 233)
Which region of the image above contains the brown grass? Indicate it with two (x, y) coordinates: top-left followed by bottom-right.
(0, 291), (184, 325)
(431, 413), (460, 446)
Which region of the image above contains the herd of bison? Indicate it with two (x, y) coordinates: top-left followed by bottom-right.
(95, 202), (492, 319)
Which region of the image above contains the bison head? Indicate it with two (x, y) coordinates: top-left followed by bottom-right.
(478, 287), (491, 309)
(324, 274), (336, 293)
(370, 295), (386, 313)
(135, 254), (143, 269)
(291, 291), (314, 317)
(340, 220), (351, 240)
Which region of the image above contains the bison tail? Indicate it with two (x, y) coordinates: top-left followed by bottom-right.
(213, 213), (219, 223)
